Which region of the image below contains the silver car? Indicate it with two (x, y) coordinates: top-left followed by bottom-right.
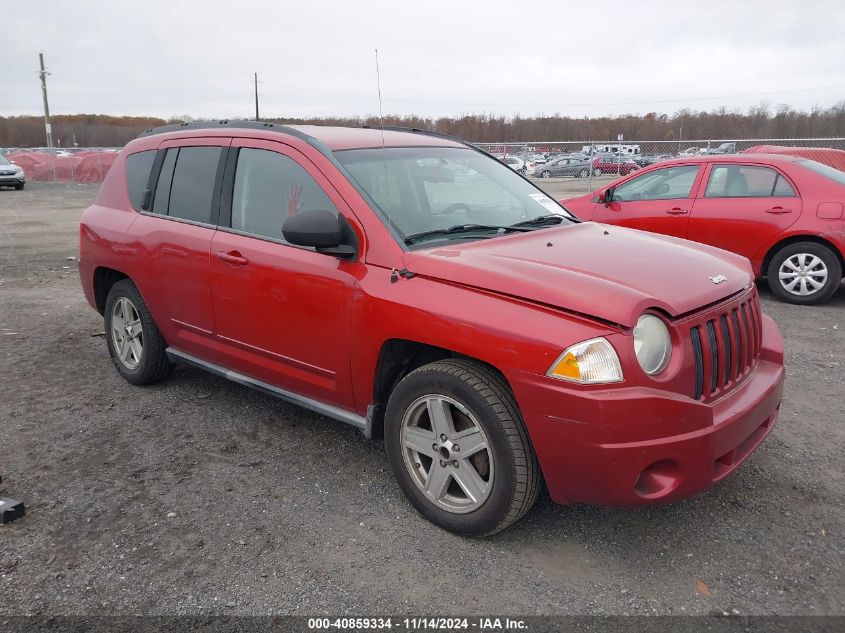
(0, 154), (26, 190)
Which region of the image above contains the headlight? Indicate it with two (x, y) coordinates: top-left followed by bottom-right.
(547, 337), (623, 384)
(633, 314), (671, 375)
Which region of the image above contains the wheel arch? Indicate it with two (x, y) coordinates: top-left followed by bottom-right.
(92, 266), (130, 315)
(760, 234), (845, 278)
(367, 338), (514, 441)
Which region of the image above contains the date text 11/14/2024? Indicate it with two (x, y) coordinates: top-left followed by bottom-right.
(307, 617), (528, 630)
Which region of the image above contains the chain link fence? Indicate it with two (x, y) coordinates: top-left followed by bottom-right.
(0, 148), (120, 184)
(4, 137), (845, 191)
(473, 137), (845, 198)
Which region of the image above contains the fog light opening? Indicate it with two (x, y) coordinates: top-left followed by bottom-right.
(634, 460), (680, 499)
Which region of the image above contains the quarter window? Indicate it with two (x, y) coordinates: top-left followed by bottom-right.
(125, 150), (156, 211)
(230, 148), (338, 241)
(611, 165), (699, 201)
(705, 165), (795, 198)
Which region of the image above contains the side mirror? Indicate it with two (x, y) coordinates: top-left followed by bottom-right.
(601, 187), (615, 204)
(282, 209), (356, 258)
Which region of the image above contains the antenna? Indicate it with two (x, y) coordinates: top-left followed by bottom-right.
(375, 49), (399, 283)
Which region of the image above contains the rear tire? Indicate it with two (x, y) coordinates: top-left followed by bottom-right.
(384, 359), (541, 536)
(767, 242), (842, 305)
(578, 168), (588, 178)
(594, 169), (602, 176)
(540, 171), (551, 178)
(104, 279), (173, 384)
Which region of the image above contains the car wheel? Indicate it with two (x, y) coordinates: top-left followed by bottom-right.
(104, 279), (173, 384)
(594, 169), (602, 176)
(767, 242), (842, 305)
(540, 171), (551, 178)
(578, 169), (589, 178)
(15, 183), (24, 190)
(384, 359), (541, 536)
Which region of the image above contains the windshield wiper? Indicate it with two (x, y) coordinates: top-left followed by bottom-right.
(510, 214), (568, 228)
(404, 223), (532, 245)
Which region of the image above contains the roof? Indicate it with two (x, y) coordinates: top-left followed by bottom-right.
(137, 120), (465, 151)
(656, 153), (804, 167)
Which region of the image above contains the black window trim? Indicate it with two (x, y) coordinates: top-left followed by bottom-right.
(703, 163), (799, 199)
(139, 143), (229, 228)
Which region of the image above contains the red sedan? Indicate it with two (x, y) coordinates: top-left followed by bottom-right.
(563, 154), (845, 304)
(591, 154), (640, 177)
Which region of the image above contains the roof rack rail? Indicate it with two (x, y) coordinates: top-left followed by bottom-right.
(136, 119), (312, 140)
(360, 125), (475, 147)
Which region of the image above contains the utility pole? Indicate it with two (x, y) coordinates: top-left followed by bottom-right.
(38, 52), (53, 148)
(254, 72), (260, 121)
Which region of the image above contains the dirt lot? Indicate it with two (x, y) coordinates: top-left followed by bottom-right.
(1, 182), (843, 616)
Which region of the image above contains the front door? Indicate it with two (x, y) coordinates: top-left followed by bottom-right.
(592, 164), (703, 239)
(209, 139), (360, 409)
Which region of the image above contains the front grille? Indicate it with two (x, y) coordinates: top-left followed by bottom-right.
(688, 290), (762, 400)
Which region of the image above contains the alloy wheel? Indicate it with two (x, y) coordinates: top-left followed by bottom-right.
(400, 394), (494, 514)
(111, 296), (144, 370)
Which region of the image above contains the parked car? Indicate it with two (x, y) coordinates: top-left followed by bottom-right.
(499, 155), (535, 176)
(0, 153), (26, 190)
(592, 155), (639, 176)
(80, 122), (784, 536)
(700, 142), (737, 155)
(535, 157), (591, 178)
(562, 154), (845, 304)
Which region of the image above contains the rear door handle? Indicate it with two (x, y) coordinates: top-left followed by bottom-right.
(216, 250), (249, 266)
(665, 207), (689, 215)
(765, 206), (792, 214)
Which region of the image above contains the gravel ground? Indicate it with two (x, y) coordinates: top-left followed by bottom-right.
(0, 182), (843, 616)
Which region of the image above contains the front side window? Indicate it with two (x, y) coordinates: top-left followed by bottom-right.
(336, 146), (576, 247)
(231, 148), (338, 241)
(612, 165), (699, 201)
(704, 165), (794, 198)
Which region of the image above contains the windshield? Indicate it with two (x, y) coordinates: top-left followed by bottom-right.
(335, 146), (576, 247)
(798, 159), (845, 186)
(0, 154), (10, 166)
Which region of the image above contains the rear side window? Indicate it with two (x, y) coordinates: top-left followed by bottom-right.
(151, 146), (222, 224)
(125, 150), (156, 211)
(705, 165), (794, 198)
(230, 148), (338, 241)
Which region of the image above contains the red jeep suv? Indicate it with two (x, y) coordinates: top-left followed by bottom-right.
(79, 122), (785, 535)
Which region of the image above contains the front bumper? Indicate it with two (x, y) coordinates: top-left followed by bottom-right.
(506, 314), (784, 506)
(0, 172), (25, 184)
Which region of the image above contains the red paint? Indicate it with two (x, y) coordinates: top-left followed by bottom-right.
(80, 126), (785, 507)
(563, 154), (845, 277)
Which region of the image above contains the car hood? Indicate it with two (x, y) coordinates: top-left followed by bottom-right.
(403, 222), (753, 327)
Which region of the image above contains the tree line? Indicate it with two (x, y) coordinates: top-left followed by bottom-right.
(3, 103), (844, 148)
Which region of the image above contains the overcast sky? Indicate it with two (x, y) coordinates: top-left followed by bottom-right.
(3, 0), (844, 120)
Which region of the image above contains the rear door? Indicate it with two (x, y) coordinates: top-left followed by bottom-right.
(592, 163), (703, 238)
(209, 138), (360, 409)
(128, 138), (230, 361)
(688, 163), (802, 260)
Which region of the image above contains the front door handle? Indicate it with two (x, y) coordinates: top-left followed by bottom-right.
(765, 206), (792, 214)
(216, 250), (249, 266)
(665, 207), (689, 215)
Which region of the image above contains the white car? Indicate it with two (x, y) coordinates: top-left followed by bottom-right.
(0, 154), (26, 190)
(499, 156), (536, 176)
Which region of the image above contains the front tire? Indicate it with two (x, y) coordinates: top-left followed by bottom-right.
(767, 242), (842, 305)
(104, 279), (173, 384)
(594, 169), (602, 176)
(384, 359), (541, 536)
(15, 183), (24, 190)
(540, 170), (551, 178)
